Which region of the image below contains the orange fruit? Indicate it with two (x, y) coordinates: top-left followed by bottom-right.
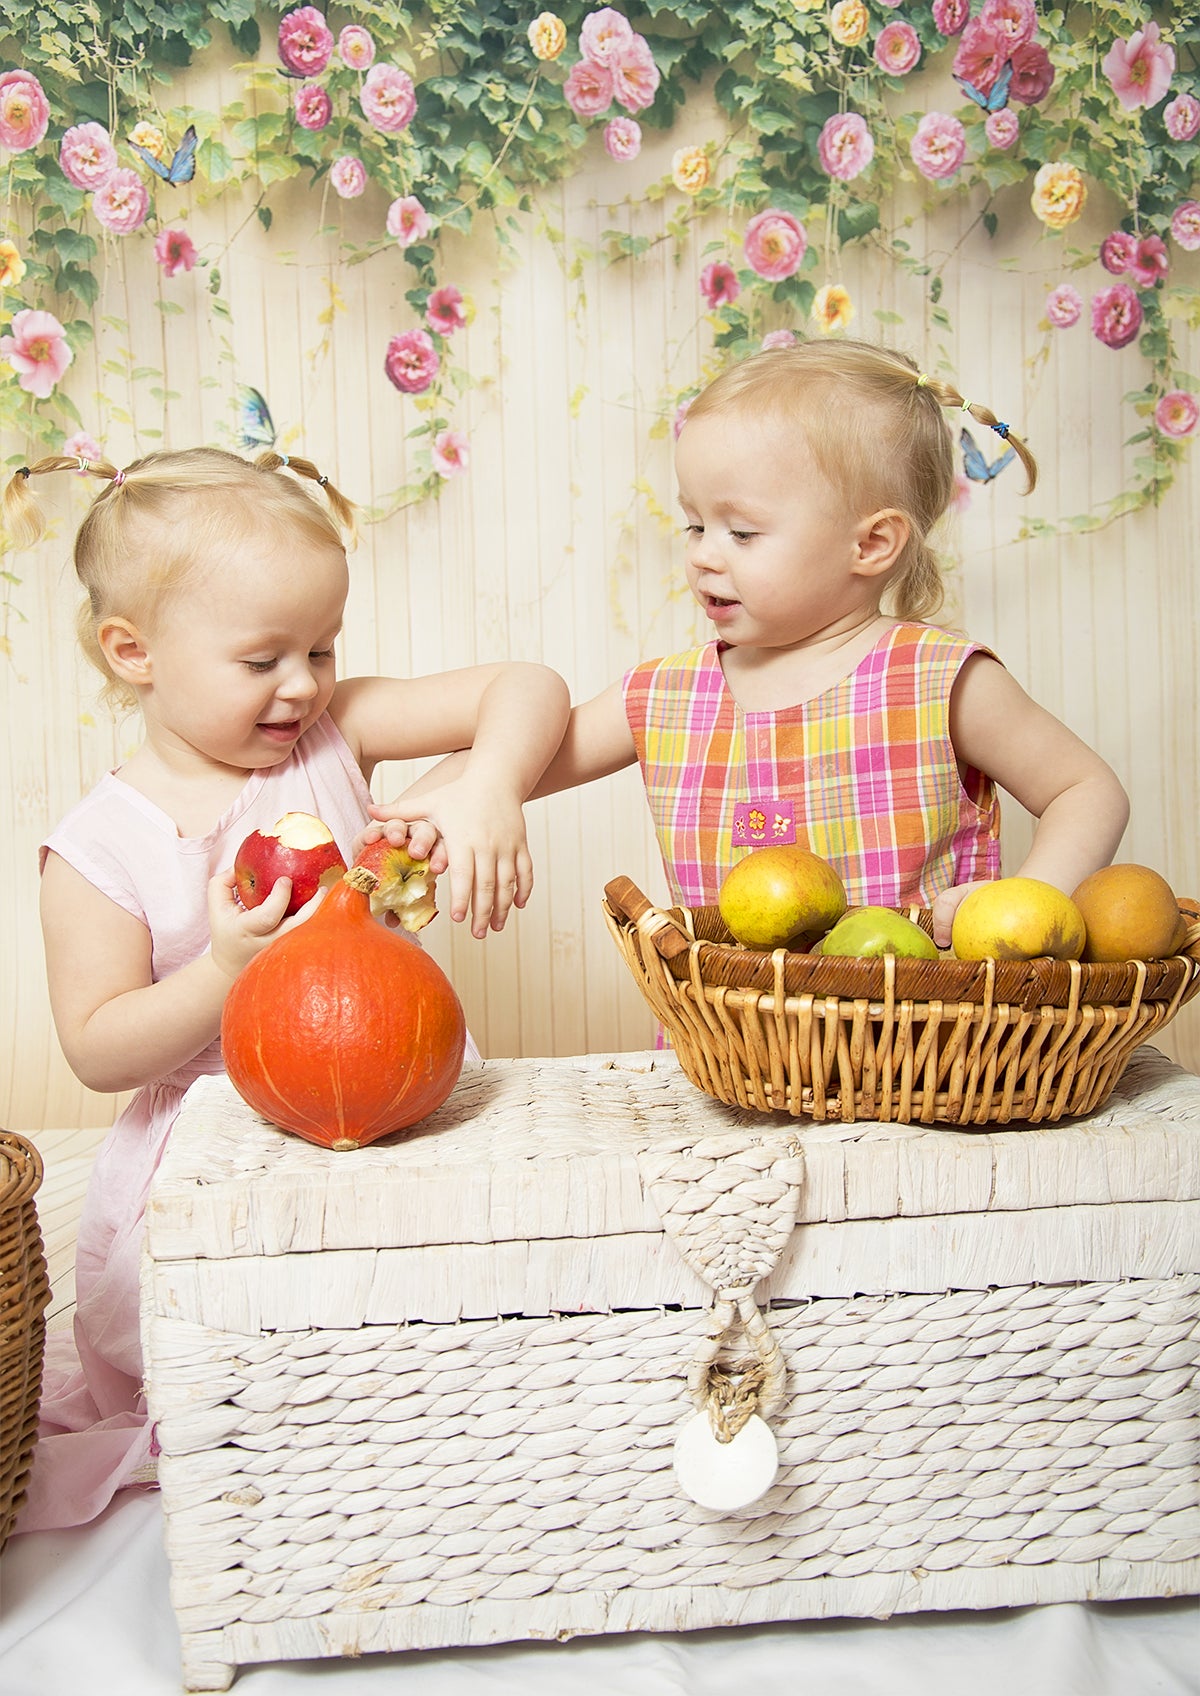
(951, 877), (1086, 961)
(1071, 863), (1182, 962)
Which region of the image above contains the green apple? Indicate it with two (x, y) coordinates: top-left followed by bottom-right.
(718, 846), (847, 950)
(817, 906), (939, 960)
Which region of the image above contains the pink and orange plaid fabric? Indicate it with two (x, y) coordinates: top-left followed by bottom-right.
(624, 621), (1001, 910)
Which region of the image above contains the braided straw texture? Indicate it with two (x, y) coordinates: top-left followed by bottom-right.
(142, 1051), (1200, 1689)
(0, 1130), (49, 1552)
(602, 878), (1200, 1125)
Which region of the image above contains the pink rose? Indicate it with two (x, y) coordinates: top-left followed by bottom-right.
(0, 308), (73, 398)
(743, 208), (807, 280)
(953, 20), (1009, 97)
(1164, 93), (1200, 142)
(985, 109), (1019, 149)
(1044, 284), (1083, 328)
(603, 116), (642, 160)
(278, 6), (334, 76)
(387, 195), (431, 246)
(564, 57), (613, 118)
(1100, 231), (1136, 275)
(817, 112), (874, 181)
(154, 227), (197, 278)
(361, 64), (417, 133)
(92, 168), (149, 234)
(1102, 22), (1175, 111)
(611, 36), (660, 113)
(432, 428), (469, 477)
(59, 122), (117, 190)
(330, 156), (367, 198)
(338, 25), (376, 70)
(580, 7), (634, 64)
(1009, 41), (1055, 105)
(385, 328), (440, 394)
(910, 112), (967, 181)
(1127, 234), (1168, 290)
(1154, 390), (1199, 438)
(699, 261), (741, 308)
(63, 430), (103, 468)
(1170, 201), (1200, 252)
(0, 69), (50, 152)
(761, 329), (797, 350)
(426, 284), (466, 336)
(294, 83), (332, 131)
(1091, 284), (1144, 350)
(932, 0), (970, 36)
(874, 21), (921, 76)
(979, 0), (1037, 52)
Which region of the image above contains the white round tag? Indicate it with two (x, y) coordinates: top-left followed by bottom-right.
(672, 1410), (779, 1511)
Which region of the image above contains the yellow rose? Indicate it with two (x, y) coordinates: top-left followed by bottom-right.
(1030, 162), (1087, 231)
(813, 284), (854, 333)
(527, 12), (567, 61)
(829, 0), (869, 47)
(129, 121), (165, 160)
(0, 239), (26, 290)
(672, 146), (710, 195)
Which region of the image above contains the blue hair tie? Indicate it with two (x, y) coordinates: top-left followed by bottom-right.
(278, 452), (290, 466)
(992, 420), (1010, 440)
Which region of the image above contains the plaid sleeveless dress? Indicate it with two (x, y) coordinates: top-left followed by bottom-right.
(623, 621), (1001, 910)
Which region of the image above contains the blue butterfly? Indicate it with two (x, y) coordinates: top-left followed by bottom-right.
(955, 57), (1014, 113)
(129, 124), (198, 185)
(237, 386), (277, 451)
(961, 427), (1015, 483)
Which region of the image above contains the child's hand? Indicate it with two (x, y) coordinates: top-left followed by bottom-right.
(207, 869), (325, 980)
(354, 815), (448, 877)
(930, 880), (988, 948)
(368, 779), (532, 938)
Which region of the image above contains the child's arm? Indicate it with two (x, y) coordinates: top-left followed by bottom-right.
(364, 680), (637, 915)
(933, 654), (1130, 943)
(40, 853), (307, 1095)
(332, 661), (570, 938)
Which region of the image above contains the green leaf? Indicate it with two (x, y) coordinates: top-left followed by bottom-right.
(836, 201), (879, 244)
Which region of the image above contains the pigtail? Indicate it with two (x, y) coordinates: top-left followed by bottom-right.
(2, 454), (124, 552)
(254, 450), (357, 544)
(914, 373), (1038, 494)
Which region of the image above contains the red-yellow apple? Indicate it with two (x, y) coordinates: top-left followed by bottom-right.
(352, 838), (437, 932)
(234, 812), (347, 916)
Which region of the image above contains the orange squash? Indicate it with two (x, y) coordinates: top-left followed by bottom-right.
(221, 865), (466, 1150)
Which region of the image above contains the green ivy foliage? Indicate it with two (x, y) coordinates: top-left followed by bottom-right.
(0, 1), (1197, 531)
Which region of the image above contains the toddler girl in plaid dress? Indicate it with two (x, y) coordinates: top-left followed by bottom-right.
(530, 340), (1127, 943)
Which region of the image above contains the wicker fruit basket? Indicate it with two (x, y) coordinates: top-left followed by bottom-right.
(602, 875), (1200, 1127)
(1, 1130), (50, 1552)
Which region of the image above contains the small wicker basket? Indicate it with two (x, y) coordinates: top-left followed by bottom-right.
(1, 1130), (50, 1551)
(603, 876), (1200, 1127)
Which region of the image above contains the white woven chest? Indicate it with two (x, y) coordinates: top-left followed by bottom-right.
(141, 1047), (1200, 1691)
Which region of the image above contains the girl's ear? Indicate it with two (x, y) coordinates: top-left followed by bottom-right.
(97, 617), (152, 687)
(853, 508), (910, 579)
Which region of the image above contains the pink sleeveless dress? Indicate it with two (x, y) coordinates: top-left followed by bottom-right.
(623, 622), (1001, 910)
(20, 713), (479, 1533)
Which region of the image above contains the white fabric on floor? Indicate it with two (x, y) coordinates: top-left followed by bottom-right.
(1, 1492), (1196, 1696)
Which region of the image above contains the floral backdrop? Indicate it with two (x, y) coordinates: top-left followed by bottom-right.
(0, 0), (1197, 588)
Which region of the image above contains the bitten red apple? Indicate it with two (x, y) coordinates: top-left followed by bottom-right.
(352, 837), (438, 932)
(234, 811), (347, 917)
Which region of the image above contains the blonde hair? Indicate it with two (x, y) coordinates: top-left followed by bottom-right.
(685, 340), (1037, 622)
(2, 447), (355, 712)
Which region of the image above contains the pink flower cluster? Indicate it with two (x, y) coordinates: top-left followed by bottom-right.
(953, 0), (1054, 111)
(564, 7), (660, 119)
(1100, 230), (1168, 290)
(276, 9), (408, 141)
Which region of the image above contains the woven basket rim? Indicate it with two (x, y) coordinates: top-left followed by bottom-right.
(603, 878), (1200, 1014)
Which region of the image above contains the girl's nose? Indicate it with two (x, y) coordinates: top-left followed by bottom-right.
(277, 661), (320, 703)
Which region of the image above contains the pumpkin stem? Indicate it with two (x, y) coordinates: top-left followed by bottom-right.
(331, 1137), (361, 1151)
(344, 865), (379, 896)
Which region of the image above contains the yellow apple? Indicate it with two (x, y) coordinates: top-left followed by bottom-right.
(718, 846), (847, 950)
(951, 877), (1086, 962)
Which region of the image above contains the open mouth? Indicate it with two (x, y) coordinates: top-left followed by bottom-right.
(258, 719), (302, 741)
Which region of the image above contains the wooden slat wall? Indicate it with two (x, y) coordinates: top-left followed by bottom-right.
(2, 73), (1196, 1133)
